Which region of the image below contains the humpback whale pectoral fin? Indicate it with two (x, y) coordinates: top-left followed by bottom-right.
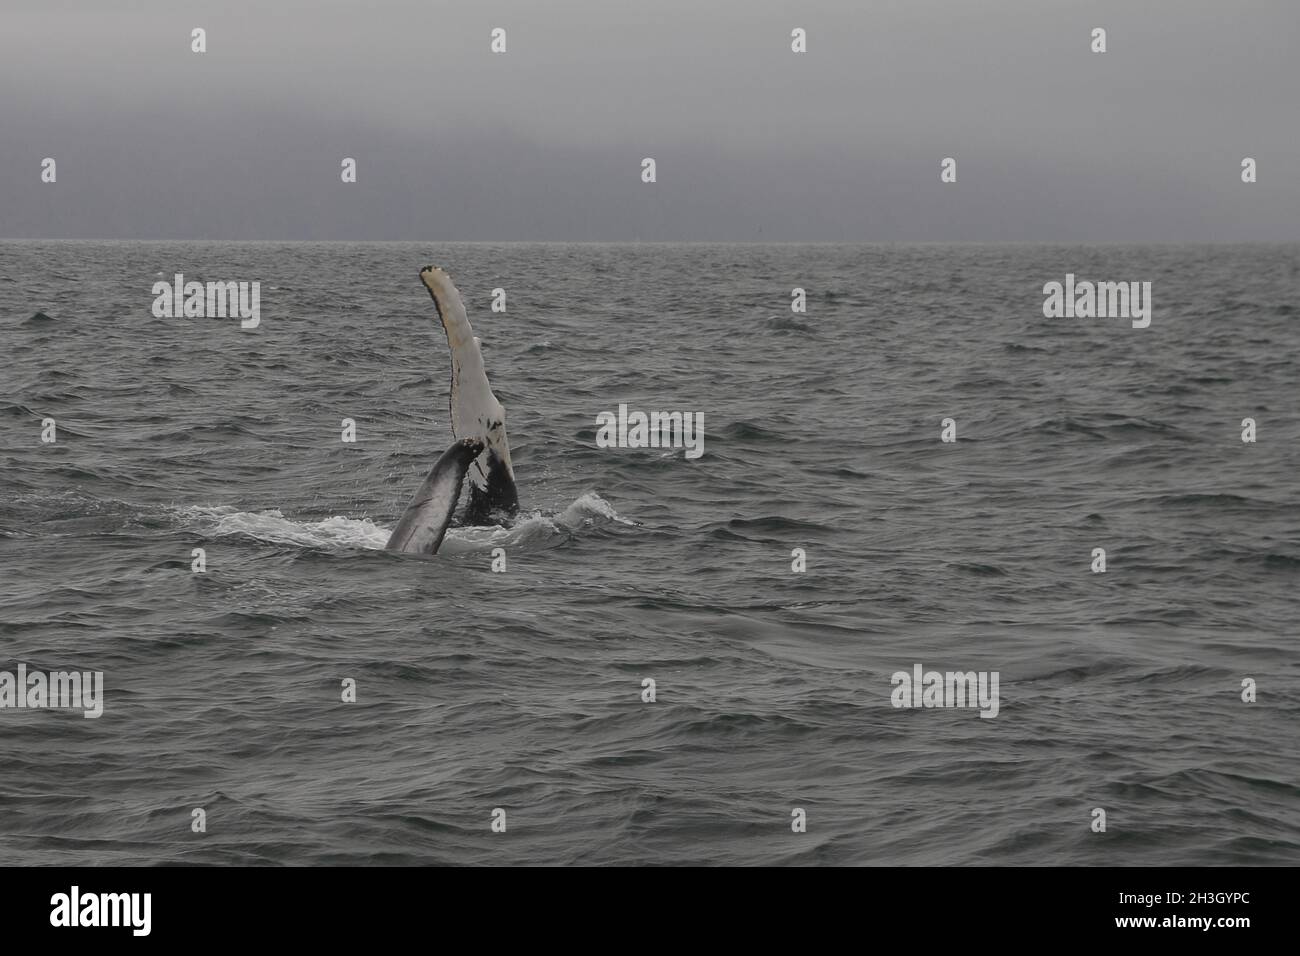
(384, 437), (486, 555)
(418, 265), (520, 525)
(419, 265), (472, 350)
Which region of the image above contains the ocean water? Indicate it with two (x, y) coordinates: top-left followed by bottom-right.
(0, 240), (1297, 866)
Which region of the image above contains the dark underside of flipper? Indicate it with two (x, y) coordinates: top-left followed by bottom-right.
(462, 451), (520, 526)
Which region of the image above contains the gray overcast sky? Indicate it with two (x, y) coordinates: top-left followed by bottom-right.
(1, 0), (1297, 240)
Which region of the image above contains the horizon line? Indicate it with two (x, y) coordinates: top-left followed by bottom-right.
(3, 237), (1297, 246)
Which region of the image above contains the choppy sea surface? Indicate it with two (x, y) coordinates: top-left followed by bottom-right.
(0, 241), (1297, 865)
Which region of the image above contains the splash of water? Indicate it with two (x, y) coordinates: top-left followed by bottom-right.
(177, 491), (631, 552)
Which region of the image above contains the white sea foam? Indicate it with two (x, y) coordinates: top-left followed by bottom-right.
(177, 506), (391, 549)
(177, 492), (630, 552)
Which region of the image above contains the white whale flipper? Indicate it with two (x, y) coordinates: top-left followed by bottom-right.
(419, 266), (519, 524)
(385, 438), (485, 554)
